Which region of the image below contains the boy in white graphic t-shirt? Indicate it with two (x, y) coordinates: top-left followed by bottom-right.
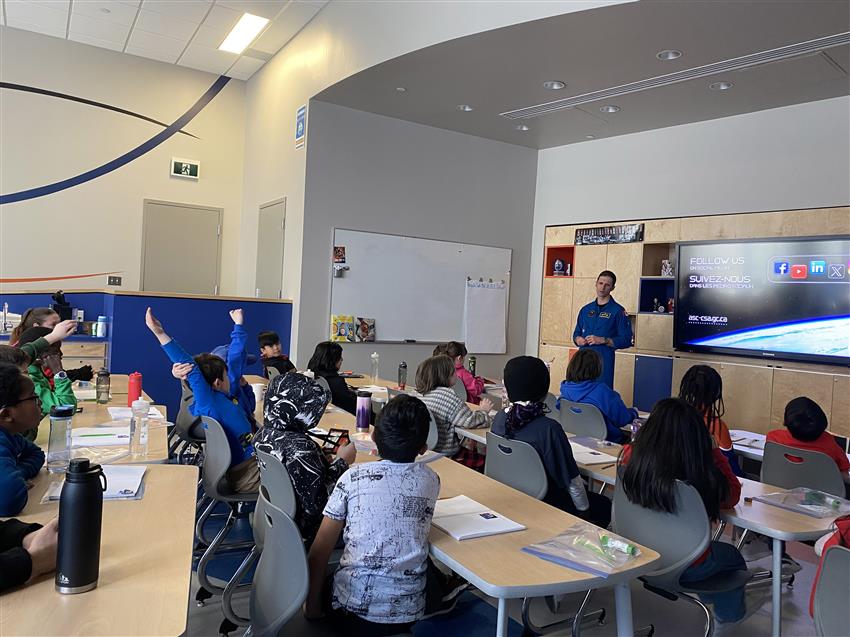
(305, 394), (440, 636)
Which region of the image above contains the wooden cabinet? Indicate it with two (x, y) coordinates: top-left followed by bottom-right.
(538, 344), (572, 395)
(770, 369), (835, 432)
(635, 314), (673, 352)
(643, 218), (680, 243)
(717, 362), (774, 434)
(606, 243), (641, 314)
(831, 376), (850, 438)
(573, 245), (608, 278)
(614, 351), (635, 407)
(539, 277), (573, 345)
(545, 226), (575, 246)
(570, 278), (597, 325)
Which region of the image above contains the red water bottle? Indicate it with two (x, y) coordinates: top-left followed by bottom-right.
(127, 372), (142, 406)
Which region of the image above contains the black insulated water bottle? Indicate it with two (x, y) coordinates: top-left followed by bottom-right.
(56, 458), (106, 594)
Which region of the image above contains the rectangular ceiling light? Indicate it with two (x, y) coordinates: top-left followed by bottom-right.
(219, 13), (270, 54)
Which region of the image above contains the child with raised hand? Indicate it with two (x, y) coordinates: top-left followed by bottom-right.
(210, 309), (258, 426)
(258, 330), (295, 378)
(145, 307), (260, 493)
(305, 394), (439, 636)
(17, 324), (79, 415)
(444, 341), (485, 404)
(253, 372), (355, 545)
(9, 308), (60, 346)
(767, 397), (849, 475)
(0, 363), (46, 516)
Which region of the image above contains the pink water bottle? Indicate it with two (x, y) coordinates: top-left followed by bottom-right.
(127, 372), (142, 406)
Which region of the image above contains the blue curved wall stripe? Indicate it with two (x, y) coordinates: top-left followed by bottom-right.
(0, 82), (199, 139)
(0, 76), (230, 205)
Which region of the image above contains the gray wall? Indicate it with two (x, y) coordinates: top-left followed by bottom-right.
(526, 96), (850, 350)
(300, 100), (539, 379)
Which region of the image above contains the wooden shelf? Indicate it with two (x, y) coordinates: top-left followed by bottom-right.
(543, 245), (574, 278)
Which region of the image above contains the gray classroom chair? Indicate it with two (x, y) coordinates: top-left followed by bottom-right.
(543, 392), (558, 414)
(484, 432), (548, 499)
(612, 481), (754, 637)
(427, 414), (439, 451)
(314, 375), (332, 397)
(169, 382), (205, 465)
(557, 400), (608, 440)
(761, 442), (845, 497)
(244, 495), (309, 637)
(814, 545), (850, 637)
(453, 377), (467, 401)
(265, 366), (280, 381)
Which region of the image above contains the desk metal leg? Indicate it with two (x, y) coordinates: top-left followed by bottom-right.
(614, 582), (635, 637)
(771, 538), (782, 637)
(496, 598), (508, 637)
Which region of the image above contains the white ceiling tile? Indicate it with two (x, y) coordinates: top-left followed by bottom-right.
(251, 0), (323, 55)
(140, 0), (211, 24)
(125, 44), (180, 63)
(216, 0), (287, 20)
(134, 8), (198, 40)
(179, 43), (237, 74)
(5, 2), (68, 32)
(4, 20), (67, 38)
(14, 0), (70, 11)
(226, 54), (264, 78)
(68, 32), (124, 51)
(226, 68), (252, 81)
(69, 12), (130, 44)
(191, 23), (230, 48)
(127, 28), (186, 55)
(72, 1), (139, 27)
(201, 4), (241, 30)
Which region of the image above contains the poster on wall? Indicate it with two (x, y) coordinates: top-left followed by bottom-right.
(295, 105), (307, 149)
(575, 223), (644, 245)
(333, 246), (346, 263)
(330, 314), (355, 342)
(355, 317), (376, 342)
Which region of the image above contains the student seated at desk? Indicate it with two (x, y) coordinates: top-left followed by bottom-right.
(620, 398), (746, 623)
(12, 308), (93, 382)
(307, 342), (358, 416)
(767, 397), (850, 475)
(417, 355), (492, 469)
(0, 517), (58, 592)
(442, 341), (485, 404)
(492, 356), (611, 527)
(0, 363), (46, 516)
(0, 321), (77, 377)
(258, 330), (295, 378)
(305, 395), (440, 636)
(253, 372), (355, 546)
(145, 308), (259, 493)
(211, 309), (258, 428)
(679, 365), (743, 477)
(557, 349), (635, 444)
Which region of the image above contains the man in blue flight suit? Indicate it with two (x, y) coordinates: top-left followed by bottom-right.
(572, 270), (633, 388)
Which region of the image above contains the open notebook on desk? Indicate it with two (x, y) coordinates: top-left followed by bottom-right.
(432, 495), (525, 540)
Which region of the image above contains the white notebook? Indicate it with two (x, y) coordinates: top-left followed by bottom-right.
(432, 495), (525, 541)
(43, 465), (147, 501)
(570, 443), (617, 465)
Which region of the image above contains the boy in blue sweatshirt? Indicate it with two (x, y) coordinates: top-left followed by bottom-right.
(146, 308), (260, 493)
(0, 363), (46, 516)
(210, 309), (257, 427)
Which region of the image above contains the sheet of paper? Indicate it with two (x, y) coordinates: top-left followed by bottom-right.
(432, 495), (525, 540)
(107, 406), (164, 420)
(43, 465), (147, 501)
(72, 426), (130, 447)
(570, 443), (616, 465)
(73, 388), (98, 401)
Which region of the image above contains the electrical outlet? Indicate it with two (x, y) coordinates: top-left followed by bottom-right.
(107, 276), (122, 286)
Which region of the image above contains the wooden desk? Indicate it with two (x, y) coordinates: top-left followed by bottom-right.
(729, 430), (850, 484)
(71, 402), (169, 465)
(0, 464), (199, 637)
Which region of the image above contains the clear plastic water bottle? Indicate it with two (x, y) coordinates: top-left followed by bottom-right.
(95, 368), (110, 404)
(397, 361), (407, 390)
(47, 405), (74, 473)
(370, 352), (380, 382)
(130, 399), (150, 457)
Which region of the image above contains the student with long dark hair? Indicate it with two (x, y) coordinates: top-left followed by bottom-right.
(307, 342), (357, 416)
(679, 365), (742, 476)
(619, 398), (746, 623)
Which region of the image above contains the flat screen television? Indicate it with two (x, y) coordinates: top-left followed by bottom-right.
(674, 236), (850, 367)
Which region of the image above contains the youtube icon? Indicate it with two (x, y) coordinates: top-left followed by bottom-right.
(790, 264), (808, 279)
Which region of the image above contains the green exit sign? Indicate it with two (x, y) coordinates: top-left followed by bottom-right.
(171, 157), (200, 179)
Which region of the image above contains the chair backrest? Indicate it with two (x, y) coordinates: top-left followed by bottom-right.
(427, 414), (439, 450)
(814, 545), (850, 636)
(256, 450), (297, 518)
(174, 383), (205, 442)
(314, 375), (331, 397)
(199, 416), (232, 498)
(557, 400), (607, 440)
(266, 366), (280, 381)
(387, 387), (407, 401)
(543, 392), (557, 413)
(249, 495), (309, 637)
(484, 432), (548, 500)
(612, 480), (711, 592)
(453, 377), (467, 401)
(761, 442), (845, 497)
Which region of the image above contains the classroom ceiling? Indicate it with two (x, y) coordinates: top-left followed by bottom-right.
(315, 0), (850, 150)
(1, 0), (329, 80)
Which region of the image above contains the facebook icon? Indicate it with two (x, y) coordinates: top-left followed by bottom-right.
(773, 261), (789, 275)
(810, 260), (826, 275)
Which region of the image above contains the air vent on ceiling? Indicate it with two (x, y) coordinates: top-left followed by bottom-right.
(501, 31), (850, 120)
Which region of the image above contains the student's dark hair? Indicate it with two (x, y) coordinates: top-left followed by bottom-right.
(374, 394), (430, 462)
(16, 327), (53, 348)
(565, 349), (602, 383)
(307, 341), (343, 376)
(444, 341), (468, 360)
(10, 307), (59, 343)
(0, 362), (27, 408)
(597, 270), (617, 286)
(679, 365), (725, 424)
(193, 353), (227, 386)
(784, 396), (828, 442)
(416, 355), (455, 394)
(620, 398), (729, 520)
(432, 344), (448, 357)
(0, 345), (30, 369)
(257, 331), (281, 349)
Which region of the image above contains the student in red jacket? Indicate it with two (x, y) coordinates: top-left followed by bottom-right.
(766, 397), (849, 475)
(619, 398), (746, 623)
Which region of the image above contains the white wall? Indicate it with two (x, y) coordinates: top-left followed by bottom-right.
(240, 0), (631, 359)
(526, 96), (850, 350)
(0, 27), (245, 293)
(299, 101), (538, 378)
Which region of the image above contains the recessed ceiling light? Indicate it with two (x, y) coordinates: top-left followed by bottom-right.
(709, 81), (734, 91)
(656, 49), (682, 61)
(599, 105), (620, 113)
(395, 87), (407, 93)
(456, 104), (474, 112)
(219, 13), (270, 54)
(585, 134), (596, 139)
(542, 80), (566, 90)
(515, 124), (530, 131)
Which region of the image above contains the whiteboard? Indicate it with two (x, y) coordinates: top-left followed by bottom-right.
(330, 229), (511, 344)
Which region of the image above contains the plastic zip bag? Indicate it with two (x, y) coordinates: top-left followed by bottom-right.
(522, 521), (641, 577)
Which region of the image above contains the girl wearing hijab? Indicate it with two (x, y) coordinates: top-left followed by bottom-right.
(253, 372), (356, 545)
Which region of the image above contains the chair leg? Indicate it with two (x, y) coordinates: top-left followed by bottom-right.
(195, 497), (217, 545)
(678, 593), (714, 637)
(196, 505), (239, 595)
(735, 529), (750, 550)
(221, 547), (260, 628)
(711, 521), (727, 542)
(519, 590), (605, 636)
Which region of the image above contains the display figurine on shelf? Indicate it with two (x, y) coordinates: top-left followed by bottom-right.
(667, 298), (675, 313)
(553, 258), (566, 276)
(660, 259), (674, 278)
(653, 297), (667, 313)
